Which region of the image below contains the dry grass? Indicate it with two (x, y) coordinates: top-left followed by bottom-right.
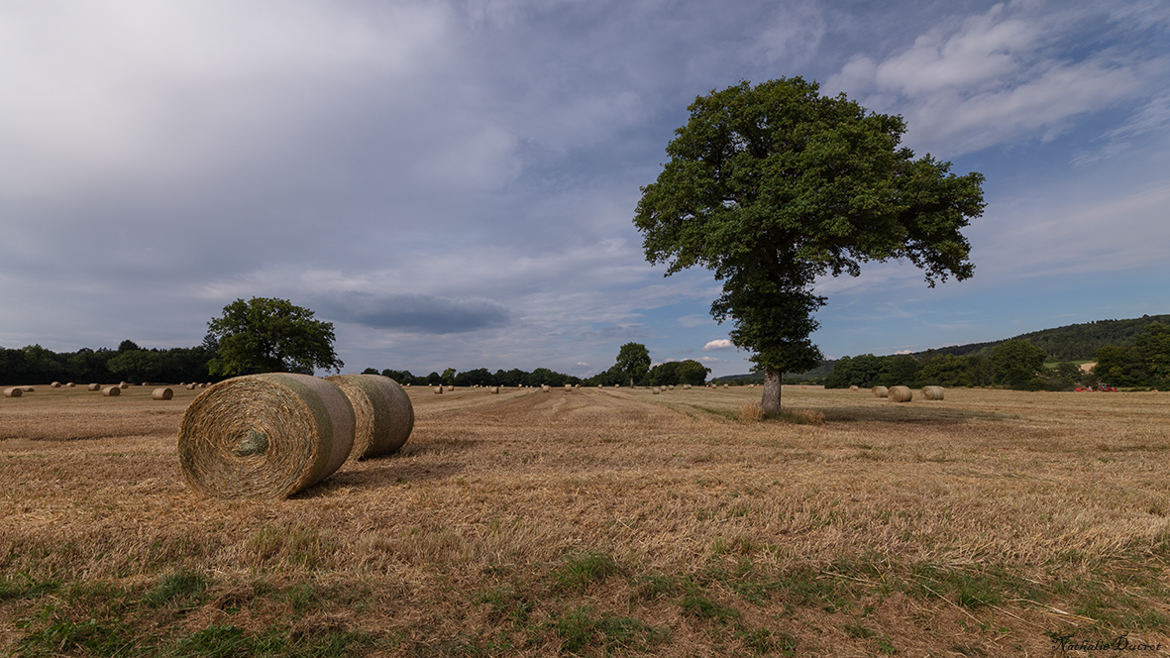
(1, 384), (1169, 655)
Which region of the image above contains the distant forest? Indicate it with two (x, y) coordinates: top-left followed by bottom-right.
(717, 314), (1170, 390)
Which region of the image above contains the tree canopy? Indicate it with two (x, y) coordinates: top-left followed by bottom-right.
(206, 297), (343, 376)
(634, 77), (985, 413)
(615, 342), (651, 387)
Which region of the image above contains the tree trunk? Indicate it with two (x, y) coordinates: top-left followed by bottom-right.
(762, 367), (782, 416)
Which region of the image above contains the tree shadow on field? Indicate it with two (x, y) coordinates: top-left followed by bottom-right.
(817, 404), (1015, 425)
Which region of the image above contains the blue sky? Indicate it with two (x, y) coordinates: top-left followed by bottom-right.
(1, 1), (1168, 378)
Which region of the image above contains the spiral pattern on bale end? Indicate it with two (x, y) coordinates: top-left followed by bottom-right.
(152, 387), (174, 400)
(102, 386), (120, 397)
(178, 373), (354, 499)
(3, 387), (22, 398)
(325, 374), (414, 460)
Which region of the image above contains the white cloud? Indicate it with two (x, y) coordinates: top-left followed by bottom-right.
(704, 339), (734, 351)
(698, 355), (721, 363)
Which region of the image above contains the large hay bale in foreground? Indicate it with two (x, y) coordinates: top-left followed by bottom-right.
(178, 373), (355, 499)
(922, 386), (945, 400)
(102, 386), (120, 397)
(3, 387), (22, 398)
(152, 387), (174, 400)
(872, 386), (889, 398)
(325, 374), (414, 460)
(888, 386), (912, 403)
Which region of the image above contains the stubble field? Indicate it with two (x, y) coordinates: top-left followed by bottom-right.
(1, 384), (1168, 656)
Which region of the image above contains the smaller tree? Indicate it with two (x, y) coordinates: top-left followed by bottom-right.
(615, 342), (651, 387)
(441, 368), (457, 385)
(206, 297), (343, 376)
(990, 339), (1046, 389)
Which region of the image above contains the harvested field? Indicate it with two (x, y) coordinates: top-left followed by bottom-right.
(1, 384), (1169, 656)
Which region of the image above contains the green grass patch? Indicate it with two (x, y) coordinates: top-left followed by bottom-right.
(0, 573), (59, 601)
(144, 568), (210, 608)
(554, 606), (668, 654)
(735, 625), (797, 656)
(679, 592), (740, 622)
(17, 615), (140, 657)
(551, 551), (620, 593)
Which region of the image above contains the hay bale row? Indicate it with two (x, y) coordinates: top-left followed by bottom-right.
(3, 387), (22, 398)
(326, 374), (413, 461)
(888, 386), (912, 403)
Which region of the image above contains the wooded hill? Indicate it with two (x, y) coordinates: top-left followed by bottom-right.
(714, 313), (1170, 383)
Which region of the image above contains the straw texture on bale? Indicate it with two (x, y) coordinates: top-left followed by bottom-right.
(888, 386), (913, 403)
(88, 383), (100, 391)
(923, 385), (944, 400)
(178, 373), (355, 499)
(3, 387), (22, 398)
(152, 387), (174, 400)
(102, 386), (120, 397)
(872, 386), (889, 398)
(325, 374), (414, 460)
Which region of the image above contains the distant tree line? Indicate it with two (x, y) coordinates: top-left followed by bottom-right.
(825, 322), (1170, 391)
(0, 340), (218, 385)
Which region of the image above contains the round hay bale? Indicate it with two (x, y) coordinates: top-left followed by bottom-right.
(888, 386), (912, 403)
(186, 383), (197, 390)
(490, 386), (500, 394)
(541, 384), (550, 392)
(922, 386), (945, 400)
(564, 384), (572, 390)
(51, 381), (61, 388)
(433, 386), (443, 394)
(66, 382), (75, 387)
(87, 383), (100, 391)
(684, 384), (691, 389)
(872, 386), (889, 398)
(152, 387), (174, 400)
(3, 387), (22, 398)
(178, 373), (355, 499)
(119, 381), (129, 389)
(325, 374), (414, 460)
(102, 386), (120, 397)
(652, 388), (660, 394)
(849, 385), (859, 392)
(21, 386), (34, 393)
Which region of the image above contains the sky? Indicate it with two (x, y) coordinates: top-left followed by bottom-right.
(1, 0), (1168, 378)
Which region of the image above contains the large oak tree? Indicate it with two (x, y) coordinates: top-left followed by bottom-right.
(634, 78), (985, 414)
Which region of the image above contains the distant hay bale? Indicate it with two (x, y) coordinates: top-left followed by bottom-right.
(564, 384), (572, 390)
(668, 385), (675, 390)
(433, 386), (443, 394)
(490, 386), (500, 394)
(88, 383), (101, 391)
(102, 386), (121, 397)
(683, 384), (691, 389)
(51, 381), (61, 388)
(3, 387), (22, 398)
(849, 385), (859, 391)
(65, 382), (75, 388)
(405, 383), (411, 387)
(445, 385), (453, 392)
(888, 386), (912, 403)
(152, 387), (174, 400)
(872, 386), (889, 398)
(652, 388), (660, 394)
(21, 386), (34, 393)
(325, 374), (414, 460)
(186, 384), (197, 390)
(541, 384), (550, 392)
(722, 384), (729, 388)
(922, 386), (945, 400)
(178, 373), (355, 499)
(119, 381), (129, 389)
